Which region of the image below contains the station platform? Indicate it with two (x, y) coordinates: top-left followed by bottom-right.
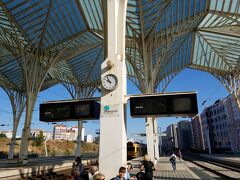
(128, 157), (218, 180)
(0, 155), (239, 179)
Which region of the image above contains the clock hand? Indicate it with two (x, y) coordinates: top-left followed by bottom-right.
(106, 77), (111, 83)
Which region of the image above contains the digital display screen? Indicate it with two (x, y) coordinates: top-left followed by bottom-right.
(75, 103), (90, 116)
(172, 98), (192, 112)
(152, 97), (167, 113)
(40, 100), (100, 122)
(130, 92), (198, 117)
(133, 97), (168, 115)
(43, 105), (70, 120)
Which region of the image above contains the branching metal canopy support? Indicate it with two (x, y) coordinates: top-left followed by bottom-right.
(2, 88), (26, 159)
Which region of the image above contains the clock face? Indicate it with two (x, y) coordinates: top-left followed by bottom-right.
(102, 74), (118, 91)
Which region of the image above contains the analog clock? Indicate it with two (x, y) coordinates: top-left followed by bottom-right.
(102, 74), (118, 91)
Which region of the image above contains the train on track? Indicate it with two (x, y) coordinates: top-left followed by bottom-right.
(127, 141), (147, 160)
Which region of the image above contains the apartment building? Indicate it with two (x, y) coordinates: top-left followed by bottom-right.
(191, 115), (205, 150)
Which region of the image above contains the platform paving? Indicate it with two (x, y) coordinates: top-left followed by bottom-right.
(128, 157), (217, 180)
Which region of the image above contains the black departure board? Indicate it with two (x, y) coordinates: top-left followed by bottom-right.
(130, 92), (198, 117)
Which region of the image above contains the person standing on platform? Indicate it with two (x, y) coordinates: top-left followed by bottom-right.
(170, 153), (177, 171)
(178, 150), (182, 161)
(142, 154), (155, 180)
(72, 156), (85, 180)
(136, 164), (145, 180)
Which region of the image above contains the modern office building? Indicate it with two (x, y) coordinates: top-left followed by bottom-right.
(177, 120), (192, 150)
(191, 115), (205, 150)
(201, 99), (231, 152)
(223, 95), (240, 153)
(162, 124), (178, 153)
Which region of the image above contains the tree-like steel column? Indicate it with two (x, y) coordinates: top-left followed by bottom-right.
(19, 91), (36, 162)
(75, 120), (83, 157)
(18, 49), (49, 161)
(2, 88), (26, 159)
(99, 0), (128, 178)
(0, 1), (74, 163)
(143, 44), (159, 162)
(18, 46), (71, 163)
(215, 73), (240, 110)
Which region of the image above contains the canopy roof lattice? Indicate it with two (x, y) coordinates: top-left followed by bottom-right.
(0, 0), (239, 97)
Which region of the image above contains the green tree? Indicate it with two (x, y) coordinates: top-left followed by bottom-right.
(32, 130), (45, 147)
(0, 133), (7, 138)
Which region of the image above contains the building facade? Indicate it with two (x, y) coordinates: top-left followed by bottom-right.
(201, 99), (231, 152)
(162, 124), (178, 153)
(53, 124), (85, 141)
(223, 95), (240, 153)
(66, 129), (77, 141)
(43, 131), (52, 140)
(0, 130), (13, 139)
(53, 124), (67, 140)
(177, 120), (192, 150)
(70, 126), (85, 141)
(31, 129), (42, 138)
(191, 115), (205, 150)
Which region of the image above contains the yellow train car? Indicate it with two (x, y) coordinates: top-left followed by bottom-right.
(127, 142), (146, 160)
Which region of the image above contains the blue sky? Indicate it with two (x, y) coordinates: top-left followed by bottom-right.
(0, 68), (229, 141)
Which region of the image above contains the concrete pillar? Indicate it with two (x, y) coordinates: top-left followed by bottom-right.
(146, 117), (155, 161)
(145, 84), (159, 161)
(146, 117), (159, 163)
(99, 0), (127, 179)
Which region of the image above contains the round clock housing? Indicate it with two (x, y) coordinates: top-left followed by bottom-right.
(102, 74), (118, 91)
